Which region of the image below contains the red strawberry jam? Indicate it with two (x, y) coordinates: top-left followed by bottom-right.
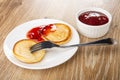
(26, 24), (56, 42)
(78, 11), (109, 26)
(42, 24), (55, 35)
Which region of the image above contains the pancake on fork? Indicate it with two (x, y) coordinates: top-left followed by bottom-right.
(13, 39), (45, 63)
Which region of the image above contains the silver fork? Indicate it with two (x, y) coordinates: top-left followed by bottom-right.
(30, 38), (117, 53)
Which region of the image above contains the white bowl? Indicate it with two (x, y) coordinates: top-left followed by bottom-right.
(76, 7), (112, 38)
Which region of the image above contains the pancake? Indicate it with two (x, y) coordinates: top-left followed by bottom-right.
(13, 39), (45, 63)
(45, 23), (72, 44)
(13, 23), (72, 63)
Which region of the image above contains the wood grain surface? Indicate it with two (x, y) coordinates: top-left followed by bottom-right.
(0, 0), (120, 80)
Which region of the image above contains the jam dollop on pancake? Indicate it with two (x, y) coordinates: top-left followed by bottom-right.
(26, 23), (72, 44)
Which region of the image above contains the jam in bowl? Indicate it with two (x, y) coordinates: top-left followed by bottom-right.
(78, 11), (109, 26)
(76, 7), (112, 38)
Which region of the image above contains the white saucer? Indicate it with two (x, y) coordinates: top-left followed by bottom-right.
(3, 19), (80, 69)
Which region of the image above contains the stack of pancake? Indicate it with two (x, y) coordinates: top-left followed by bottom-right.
(13, 23), (72, 63)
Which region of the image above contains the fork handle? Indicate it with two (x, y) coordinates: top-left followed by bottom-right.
(59, 38), (116, 48)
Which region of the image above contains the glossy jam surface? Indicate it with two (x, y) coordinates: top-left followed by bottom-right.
(26, 24), (56, 42)
(78, 11), (109, 26)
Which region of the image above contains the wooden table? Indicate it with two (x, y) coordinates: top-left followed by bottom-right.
(0, 0), (120, 80)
